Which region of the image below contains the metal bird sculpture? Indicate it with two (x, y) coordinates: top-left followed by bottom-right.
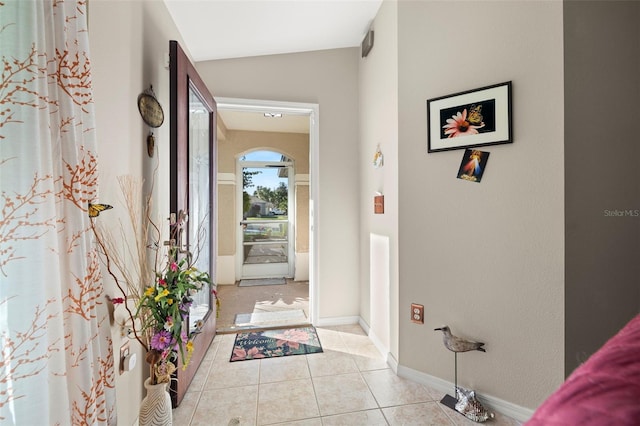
(434, 326), (486, 353)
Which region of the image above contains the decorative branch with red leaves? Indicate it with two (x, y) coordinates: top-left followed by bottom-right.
(0, 44), (55, 139)
(64, 250), (103, 321)
(70, 337), (115, 425)
(60, 146), (98, 212)
(90, 176), (158, 354)
(0, 172), (56, 276)
(0, 298), (61, 420)
(49, 47), (93, 114)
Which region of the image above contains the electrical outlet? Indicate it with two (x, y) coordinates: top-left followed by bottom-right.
(119, 342), (130, 375)
(411, 303), (424, 324)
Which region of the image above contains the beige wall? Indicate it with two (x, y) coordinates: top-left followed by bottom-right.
(357, 0), (566, 415)
(394, 0), (564, 412)
(85, 0), (640, 422)
(216, 129), (310, 284)
(197, 49), (361, 319)
(218, 130), (309, 173)
(358, 0), (399, 359)
(89, 0), (186, 424)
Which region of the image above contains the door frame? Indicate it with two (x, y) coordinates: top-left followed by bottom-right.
(237, 158), (295, 279)
(216, 97), (319, 326)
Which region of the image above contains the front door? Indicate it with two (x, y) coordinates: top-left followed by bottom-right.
(169, 40), (216, 407)
(238, 156), (294, 279)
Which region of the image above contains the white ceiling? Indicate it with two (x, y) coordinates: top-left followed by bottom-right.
(163, 0), (383, 62)
(165, 0), (382, 133)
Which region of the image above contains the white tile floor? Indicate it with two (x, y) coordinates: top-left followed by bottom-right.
(172, 324), (522, 426)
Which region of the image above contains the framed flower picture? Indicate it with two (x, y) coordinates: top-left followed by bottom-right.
(427, 81), (512, 153)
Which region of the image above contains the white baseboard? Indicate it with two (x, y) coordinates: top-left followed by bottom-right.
(315, 315), (361, 327)
(396, 364), (534, 423)
(367, 328), (389, 362)
(386, 352), (399, 374)
(315, 316), (532, 422)
(358, 317), (370, 334)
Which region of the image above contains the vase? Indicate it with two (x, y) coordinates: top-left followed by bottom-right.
(139, 377), (172, 426)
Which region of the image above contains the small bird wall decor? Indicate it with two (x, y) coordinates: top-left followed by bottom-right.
(434, 326), (486, 353)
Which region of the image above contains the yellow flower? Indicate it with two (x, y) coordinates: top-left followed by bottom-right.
(144, 287), (154, 296)
(167, 298), (174, 305)
(154, 289), (169, 302)
(186, 341), (194, 353)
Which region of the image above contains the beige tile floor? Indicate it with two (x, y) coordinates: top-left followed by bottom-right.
(172, 324), (522, 426)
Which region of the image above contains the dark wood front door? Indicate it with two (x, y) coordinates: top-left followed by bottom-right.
(169, 39), (217, 407)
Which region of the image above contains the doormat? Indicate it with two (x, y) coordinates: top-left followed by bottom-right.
(238, 278), (286, 287)
(234, 309), (307, 326)
(230, 326), (323, 362)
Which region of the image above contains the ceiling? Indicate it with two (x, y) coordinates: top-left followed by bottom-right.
(217, 110), (311, 135)
(164, 0), (382, 133)
(163, 0), (383, 62)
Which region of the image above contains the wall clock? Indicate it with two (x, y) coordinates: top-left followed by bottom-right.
(137, 86), (164, 128)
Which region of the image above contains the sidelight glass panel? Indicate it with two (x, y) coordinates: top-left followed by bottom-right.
(187, 84), (211, 330)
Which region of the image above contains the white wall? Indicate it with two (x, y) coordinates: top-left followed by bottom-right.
(196, 49), (361, 321)
(394, 0), (565, 412)
(89, 1), (186, 423)
(358, 0), (399, 360)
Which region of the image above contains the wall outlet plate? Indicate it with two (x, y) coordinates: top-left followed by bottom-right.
(411, 303), (424, 324)
(119, 342), (130, 375)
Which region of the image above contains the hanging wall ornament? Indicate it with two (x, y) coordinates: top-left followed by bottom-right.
(147, 132), (155, 158)
(373, 144), (384, 168)
(138, 85), (163, 158)
(137, 85), (164, 128)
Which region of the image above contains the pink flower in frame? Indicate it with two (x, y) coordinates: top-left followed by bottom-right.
(442, 108), (485, 138)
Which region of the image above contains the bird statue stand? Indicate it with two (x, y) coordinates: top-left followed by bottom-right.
(434, 326), (494, 423)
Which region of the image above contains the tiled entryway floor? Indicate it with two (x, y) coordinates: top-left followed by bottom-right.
(172, 324), (522, 425)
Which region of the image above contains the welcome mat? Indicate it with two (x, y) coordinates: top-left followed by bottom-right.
(230, 326), (323, 362)
(238, 278), (286, 287)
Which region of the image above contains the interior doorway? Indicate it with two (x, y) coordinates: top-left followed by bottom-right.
(215, 98), (319, 333)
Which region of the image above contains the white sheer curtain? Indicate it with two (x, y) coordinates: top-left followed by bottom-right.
(0, 1), (116, 424)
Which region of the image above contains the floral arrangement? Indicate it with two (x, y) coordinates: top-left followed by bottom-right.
(92, 176), (218, 385)
(136, 250), (212, 384)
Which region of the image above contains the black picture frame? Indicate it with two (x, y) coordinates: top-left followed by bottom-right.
(427, 81), (512, 153)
